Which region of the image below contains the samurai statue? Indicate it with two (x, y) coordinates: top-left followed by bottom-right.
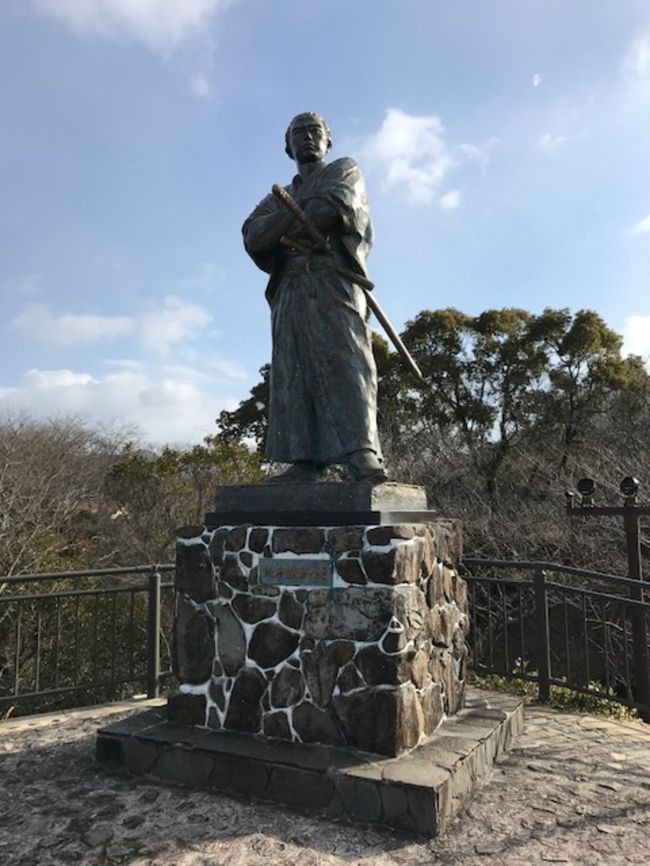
(242, 112), (386, 483)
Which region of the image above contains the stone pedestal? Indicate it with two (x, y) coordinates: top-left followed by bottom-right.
(170, 482), (468, 758)
(97, 688), (524, 837)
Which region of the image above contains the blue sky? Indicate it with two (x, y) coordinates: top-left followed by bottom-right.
(1, 0), (649, 444)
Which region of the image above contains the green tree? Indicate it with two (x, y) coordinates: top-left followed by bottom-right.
(217, 364), (270, 452)
(105, 436), (265, 562)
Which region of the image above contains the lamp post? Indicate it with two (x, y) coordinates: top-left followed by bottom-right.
(566, 477), (650, 720)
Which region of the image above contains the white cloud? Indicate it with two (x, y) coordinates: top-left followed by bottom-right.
(7, 273), (43, 297)
(360, 108), (491, 206)
(622, 315), (650, 359)
(189, 71), (211, 98)
(538, 132), (571, 154)
(0, 363), (241, 444)
(180, 261), (226, 293)
(11, 304), (134, 345)
(10, 296), (212, 353)
(32, 0), (228, 52)
(630, 214), (650, 235)
(140, 295), (212, 354)
(621, 33), (650, 82)
(532, 73), (542, 88)
(439, 190), (461, 211)
(23, 369), (98, 388)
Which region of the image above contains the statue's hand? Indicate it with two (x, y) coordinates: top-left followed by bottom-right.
(302, 197), (339, 234)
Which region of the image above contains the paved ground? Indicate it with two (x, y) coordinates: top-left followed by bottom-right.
(0, 696), (649, 865)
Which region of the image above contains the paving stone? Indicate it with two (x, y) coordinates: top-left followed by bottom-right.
(6, 691), (650, 865)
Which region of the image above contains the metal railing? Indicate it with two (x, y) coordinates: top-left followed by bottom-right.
(462, 557), (650, 722)
(0, 563), (175, 715)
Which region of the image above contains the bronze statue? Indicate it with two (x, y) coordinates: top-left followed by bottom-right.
(242, 112), (386, 483)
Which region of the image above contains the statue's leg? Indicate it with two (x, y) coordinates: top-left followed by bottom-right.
(266, 461), (327, 484)
(345, 449), (388, 483)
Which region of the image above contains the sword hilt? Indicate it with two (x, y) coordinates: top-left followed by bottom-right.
(271, 184), (328, 251)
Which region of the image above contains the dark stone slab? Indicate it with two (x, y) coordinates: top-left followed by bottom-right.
(304, 586), (395, 642)
(224, 667), (266, 733)
(302, 640), (354, 706)
(334, 554), (367, 585)
(172, 599), (214, 683)
(292, 701), (344, 746)
(213, 482), (427, 514)
(167, 692), (206, 726)
(269, 765), (334, 808)
(97, 708), (164, 736)
(212, 603), (246, 676)
(248, 621), (300, 668)
(153, 746), (215, 786)
(273, 527), (326, 553)
(97, 687), (523, 838)
(327, 526), (364, 553)
(248, 527), (269, 553)
(334, 776), (382, 822)
(333, 685), (423, 756)
(270, 665), (304, 707)
(278, 593), (304, 629)
(122, 736), (159, 774)
(220, 555), (248, 590)
(175, 541), (215, 602)
(232, 593), (277, 623)
(205, 509), (438, 528)
(263, 710), (292, 740)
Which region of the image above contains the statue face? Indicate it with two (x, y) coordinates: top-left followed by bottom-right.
(288, 118), (329, 164)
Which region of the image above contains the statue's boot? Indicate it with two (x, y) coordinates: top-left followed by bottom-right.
(266, 460), (327, 484)
(346, 449), (388, 483)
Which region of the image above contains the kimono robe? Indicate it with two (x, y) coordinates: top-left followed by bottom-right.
(242, 157), (382, 465)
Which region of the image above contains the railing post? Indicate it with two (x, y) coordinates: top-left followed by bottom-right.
(146, 570), (161, 698)
(534, 568), (551, 703)
(623, 504), (650, 721)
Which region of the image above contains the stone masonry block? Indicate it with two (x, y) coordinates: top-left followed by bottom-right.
(172, 598), (214, 683)
(175, 542), (215, 602)
(272, 527), (326, 554)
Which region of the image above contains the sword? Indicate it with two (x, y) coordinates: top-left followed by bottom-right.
(271, 184), (423, 381)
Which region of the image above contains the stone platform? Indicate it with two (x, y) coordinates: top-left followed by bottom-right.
(207, 481), (433, 527)
(96, 688), (523, 836)
(172, 513), (467, 757)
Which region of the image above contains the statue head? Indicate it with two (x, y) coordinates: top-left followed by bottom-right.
(285, 112), (332, 164)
